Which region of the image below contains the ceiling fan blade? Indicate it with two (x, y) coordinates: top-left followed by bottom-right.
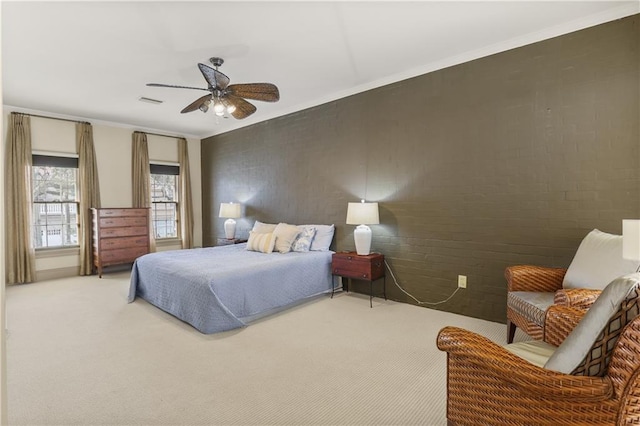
(147, 83), (209, 91)
(225, 94), (257, 119)
(227, 83), (280, 102)
(197, 63), (231, 90)
(180, 94), (213, 114)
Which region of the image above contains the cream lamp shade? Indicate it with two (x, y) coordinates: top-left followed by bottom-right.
(623, 219), (640, 262)
(219, 202), (241, 239)
(346, 200), (379, 255)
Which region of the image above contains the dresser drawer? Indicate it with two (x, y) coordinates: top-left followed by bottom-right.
(99, 247), (148, 265)
(99, 235), (149, 250)
(99, 216), (148, 228)
(98, 226), (148, 238)
(99, 208), (148, 218)
(332, 253), (385, 281)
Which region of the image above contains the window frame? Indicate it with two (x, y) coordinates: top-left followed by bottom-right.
(31, 154), (80, 250)
(149, 163), (180, 240)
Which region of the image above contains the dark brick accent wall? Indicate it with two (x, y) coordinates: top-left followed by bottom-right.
(202, 16), (639, 323)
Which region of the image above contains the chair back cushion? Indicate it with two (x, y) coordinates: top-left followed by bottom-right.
(563, 229), (638, 290)
(544, 273), (640, 376)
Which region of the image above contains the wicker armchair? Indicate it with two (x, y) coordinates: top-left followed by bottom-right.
(437, 320), (640, 425)
(438, 273), (640, 426)
(506, 265), (601, 342)
(506, 229), (638, 343)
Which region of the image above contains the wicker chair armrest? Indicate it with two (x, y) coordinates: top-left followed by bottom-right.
(544, 305), (586, 346)
(436, 326), (613, 401)
(554, 288), (601, 309)
(505, 265), (567, 292)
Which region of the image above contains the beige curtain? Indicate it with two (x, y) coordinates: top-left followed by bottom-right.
(5, 113), (36, 284)
(178, 138), (194, 249)
(77, 123), (101, 275)
(131, 132), (155, 251)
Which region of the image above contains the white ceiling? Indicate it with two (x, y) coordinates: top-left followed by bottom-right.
(2, 1), (638, 139)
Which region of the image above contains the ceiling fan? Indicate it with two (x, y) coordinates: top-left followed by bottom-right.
(146, 57), (279, 120)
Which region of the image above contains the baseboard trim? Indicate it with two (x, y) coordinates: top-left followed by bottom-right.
(36, 266), (80, 282)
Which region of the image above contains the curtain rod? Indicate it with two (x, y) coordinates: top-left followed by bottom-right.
(134, 130), (185, 140)
(12, 111), (90, 125)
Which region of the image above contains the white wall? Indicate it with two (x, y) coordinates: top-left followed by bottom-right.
(3, 109), (202, 279)
(0, 10), (8, 417)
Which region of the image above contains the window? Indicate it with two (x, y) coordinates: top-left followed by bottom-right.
(150, 164), (179, 239)
(32, 155), (79, 248)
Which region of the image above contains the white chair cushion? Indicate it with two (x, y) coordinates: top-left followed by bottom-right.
(563, 229), (638, 289)
(504, 340), (556, 368)
(544, 273), (640, 375)
(507, 292), (556, 327)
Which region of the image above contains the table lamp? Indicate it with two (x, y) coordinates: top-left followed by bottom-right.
(219, 202), (241, 239)
(346, 200), (379, 255)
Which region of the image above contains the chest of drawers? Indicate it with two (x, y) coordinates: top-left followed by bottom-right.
(92, 208), (150, 277)
(332, 252), (386, 307)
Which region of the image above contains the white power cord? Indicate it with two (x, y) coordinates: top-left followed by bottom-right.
(384, 259), (461, 306)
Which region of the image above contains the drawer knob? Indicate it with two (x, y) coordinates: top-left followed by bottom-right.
(347, 256), (353, 260)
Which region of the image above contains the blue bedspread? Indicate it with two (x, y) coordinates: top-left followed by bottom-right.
(128, 244), (334, 333)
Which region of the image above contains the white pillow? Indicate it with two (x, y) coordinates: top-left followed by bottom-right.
(252, 221), (277, 234)
(293, 226), (317, 252)
(273, 223), (301, 254)
(246, 231), (275, 253)
(308, 224), (335, 251)
(563, 229), (639, 289)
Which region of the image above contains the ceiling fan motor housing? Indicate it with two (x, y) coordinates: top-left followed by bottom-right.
(209, 57), (224, 68)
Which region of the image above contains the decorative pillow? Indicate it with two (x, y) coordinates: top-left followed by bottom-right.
(563, 229), (638, 290)
(308, 224), (335, 251)
(273, 223), (301, 254)
(292, 226), (317, 252)
(252, 221), (277, 234)
(246, 231), (275, 254)
(544, 273), (640, 376)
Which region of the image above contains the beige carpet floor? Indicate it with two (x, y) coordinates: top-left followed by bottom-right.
(6, 272), (526, 425)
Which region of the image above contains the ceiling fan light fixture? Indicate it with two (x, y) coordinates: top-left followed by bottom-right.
(213, 101), (225, 114)
(221, 98), (236, 114)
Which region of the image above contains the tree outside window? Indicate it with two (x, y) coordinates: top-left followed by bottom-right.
(32, 155), (79, 248)
(150, 164), (179, 239)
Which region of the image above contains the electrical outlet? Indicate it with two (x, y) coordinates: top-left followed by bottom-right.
(458, 275), (467, 289)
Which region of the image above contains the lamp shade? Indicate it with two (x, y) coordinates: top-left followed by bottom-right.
(346, 201), (379, 225)
(218, 202), (241, 219)
(623, 219), (640, 261)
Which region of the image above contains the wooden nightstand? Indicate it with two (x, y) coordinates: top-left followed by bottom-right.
(332, 252), (386, 308)
(216, 238), (248, 246)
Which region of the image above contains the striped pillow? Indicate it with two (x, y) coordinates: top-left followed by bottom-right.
(246, 231), (275, 253)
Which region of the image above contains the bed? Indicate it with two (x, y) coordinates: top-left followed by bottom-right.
(128, 243), (335, 334)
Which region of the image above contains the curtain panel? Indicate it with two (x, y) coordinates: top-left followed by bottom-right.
(4, 113), (36, 284)
(131, 132), (155, 251)
(178, 138), (194, 249)
(77, 123), (101, 275)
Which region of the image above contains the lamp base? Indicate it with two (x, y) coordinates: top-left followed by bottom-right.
(354, 224), (372, 255)
(224, 218), (236, 239)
